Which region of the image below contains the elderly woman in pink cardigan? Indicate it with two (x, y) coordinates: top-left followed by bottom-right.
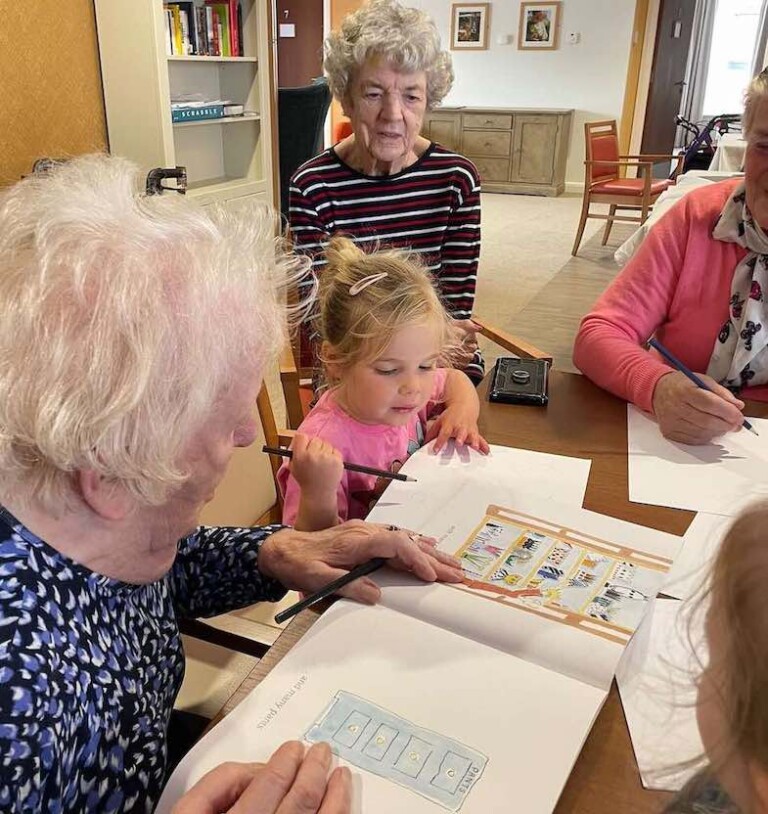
(574, 71), (768, 445)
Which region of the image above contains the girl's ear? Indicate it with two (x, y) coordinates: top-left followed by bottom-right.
(749, 761), (768, 812)
(323, 341), (343, 382)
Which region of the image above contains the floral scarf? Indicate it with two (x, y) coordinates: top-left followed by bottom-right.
(708, 183), (768, 390)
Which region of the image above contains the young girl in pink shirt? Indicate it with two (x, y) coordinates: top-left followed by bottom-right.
(277, 237), (489, 530)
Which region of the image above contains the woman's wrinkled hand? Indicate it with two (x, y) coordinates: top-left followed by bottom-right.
(172, 742), (350, 814)
(259, 521), (464, 604)
(453, 319), (482, 366)
(651, 371), (745, 444)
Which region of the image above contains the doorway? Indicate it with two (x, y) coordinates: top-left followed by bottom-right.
(640, 0), (697, 169)
(276, 1), (324, 87)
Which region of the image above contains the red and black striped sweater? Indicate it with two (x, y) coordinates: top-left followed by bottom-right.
(288, 142), (483, 381)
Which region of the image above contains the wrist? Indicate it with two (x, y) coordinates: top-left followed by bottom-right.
(259, 529), (302, 581)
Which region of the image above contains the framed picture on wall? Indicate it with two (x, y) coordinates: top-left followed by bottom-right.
(518, 2), (561, 50)
(450, 4), (491, 51)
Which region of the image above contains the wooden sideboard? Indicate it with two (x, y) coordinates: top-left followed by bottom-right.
(422, 107), (573, 196)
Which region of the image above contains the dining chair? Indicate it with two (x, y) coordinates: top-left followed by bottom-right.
(178, 380), (298, 660)
(571, 120), (684, 256)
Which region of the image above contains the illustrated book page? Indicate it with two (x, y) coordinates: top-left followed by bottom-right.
(370, 484), (681, 691)
(158, 600), (606, 814)
(627, 405), (768, 516)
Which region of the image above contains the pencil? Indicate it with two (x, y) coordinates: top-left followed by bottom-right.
(262, 445), (417, 482)
(274, 557), (387, 624)
(648, 337), (759, 436)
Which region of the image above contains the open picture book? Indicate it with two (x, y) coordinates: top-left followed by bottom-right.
(159, 446), (681, 813)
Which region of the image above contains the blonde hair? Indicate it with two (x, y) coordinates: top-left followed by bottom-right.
(324, 0), (453, 110)
(317, 236), (457, 378)
(704, 502), (768, 771)
(743, 68), (768, 138)
(0, 154), (307, 510)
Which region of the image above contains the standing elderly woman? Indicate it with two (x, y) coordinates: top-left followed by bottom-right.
(289, 0), (483, 382)
(574, 69), (768, 445)
(0, 155), (462, 813)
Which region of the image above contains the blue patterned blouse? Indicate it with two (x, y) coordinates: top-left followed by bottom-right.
(0, 507), (286, 812)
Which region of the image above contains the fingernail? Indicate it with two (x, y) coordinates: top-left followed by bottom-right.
(313, 742), (332, 764)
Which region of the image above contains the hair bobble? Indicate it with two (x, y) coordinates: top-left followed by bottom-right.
(349, 272), (388, 296)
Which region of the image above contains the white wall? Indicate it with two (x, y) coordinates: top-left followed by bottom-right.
(411, 0), (637, 186)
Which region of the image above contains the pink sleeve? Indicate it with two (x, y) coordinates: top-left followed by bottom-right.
(572, 202), (692, 413)
(421, 367), (449, 422)
(278, 466), (349, 526)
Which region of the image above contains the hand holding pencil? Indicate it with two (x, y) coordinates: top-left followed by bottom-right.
(649, 338), (753, 445)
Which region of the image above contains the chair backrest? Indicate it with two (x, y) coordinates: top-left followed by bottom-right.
(278, 79), (332, 219)
(199, 383), (282, 526)
(585, 120), (620, 184)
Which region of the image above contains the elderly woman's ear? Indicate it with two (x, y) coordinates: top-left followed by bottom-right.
(77, 470), (135, 520)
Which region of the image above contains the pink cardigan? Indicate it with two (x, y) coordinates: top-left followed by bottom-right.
(574, 179), (768, 411)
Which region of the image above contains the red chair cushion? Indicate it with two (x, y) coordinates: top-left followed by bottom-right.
(334, 119), (353, 143)
(590, 134), (620, 181)
(590, 178), (671, 196)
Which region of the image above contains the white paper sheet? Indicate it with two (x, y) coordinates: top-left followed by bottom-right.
(370, 441), (592, 534)
(616, 598), (706, 791)
(627, 405), (768, 515)
(158, 601), (606, 814)
(661, 513), (731, 601)
(374, 486), (681, 691)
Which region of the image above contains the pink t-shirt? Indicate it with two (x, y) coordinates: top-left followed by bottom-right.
(574, 179), (768, 410)
(278, 368), (448, 525)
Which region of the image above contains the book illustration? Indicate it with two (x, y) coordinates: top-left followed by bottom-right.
(304, 691), (487, 811)
(454, 505), (673, 644)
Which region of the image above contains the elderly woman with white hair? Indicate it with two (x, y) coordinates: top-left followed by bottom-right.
(289, 0), (483, 382)
(574, 69), (768, 446)
(0, 155), (462, 813)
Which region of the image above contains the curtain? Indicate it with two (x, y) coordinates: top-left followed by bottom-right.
(752, 0), (768, 76)
(679, 0), (716, 128)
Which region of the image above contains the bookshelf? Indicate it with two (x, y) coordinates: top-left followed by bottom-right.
(93, 0), (276, 207)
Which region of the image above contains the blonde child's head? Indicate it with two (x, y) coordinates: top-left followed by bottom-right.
(317, 236), (458, 378)
(696, 502), (768, 809)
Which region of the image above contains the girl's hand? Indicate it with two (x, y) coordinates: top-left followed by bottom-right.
(425, 404), (490, 454)
(289, 434), (344, 497)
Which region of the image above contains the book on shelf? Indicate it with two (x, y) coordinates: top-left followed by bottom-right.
(163, 1), (243, 57)
(157, 446), (682, 814)
(170, 99), (245, 122)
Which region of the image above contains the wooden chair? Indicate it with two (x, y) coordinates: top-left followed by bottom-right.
(571, 120), (684, 255)
(179, 381), (296, 660)
(280, 318), (553, 430)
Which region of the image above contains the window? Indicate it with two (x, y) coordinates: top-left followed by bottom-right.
(701, 0), (763, 116)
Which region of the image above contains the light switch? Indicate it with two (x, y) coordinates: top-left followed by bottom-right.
(567, 31), (580, 44)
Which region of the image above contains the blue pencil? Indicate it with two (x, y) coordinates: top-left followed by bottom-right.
(648, 337), (759, 436)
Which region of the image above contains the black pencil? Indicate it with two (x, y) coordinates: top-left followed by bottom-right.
(262, 445), (417, 482)
(274, 557), (388, 624)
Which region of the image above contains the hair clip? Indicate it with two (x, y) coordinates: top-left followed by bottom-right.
(349, 272), (388, 296)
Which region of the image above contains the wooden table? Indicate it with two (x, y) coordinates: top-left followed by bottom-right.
(219, 371), (768, 812)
